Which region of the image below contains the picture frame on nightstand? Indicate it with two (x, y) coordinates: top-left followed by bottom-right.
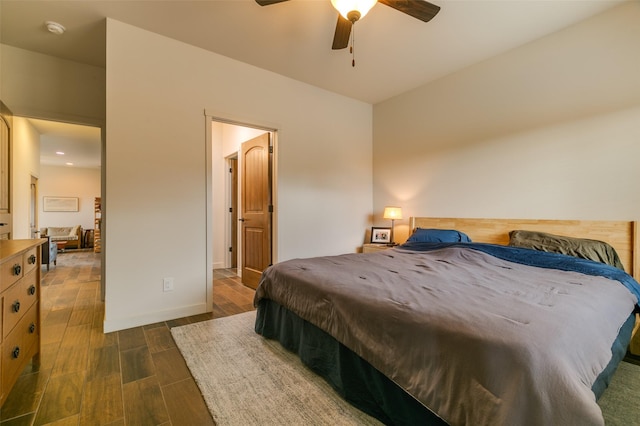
(370, 227), (392, 244)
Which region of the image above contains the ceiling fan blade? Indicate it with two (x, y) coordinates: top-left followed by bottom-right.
(378, 0), (441, 22)
(255, 0), (289, 6)
(332, 15), (352, 50)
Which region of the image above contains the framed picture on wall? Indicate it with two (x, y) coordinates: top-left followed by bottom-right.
(370, 227), (392, 244)
(43, 196), (79, 212)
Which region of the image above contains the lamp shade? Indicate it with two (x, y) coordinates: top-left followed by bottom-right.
(383, 206), (403, 220)
(330, 0), (378, 21)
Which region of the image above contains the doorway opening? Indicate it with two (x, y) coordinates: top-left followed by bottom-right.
(17, 117), (104, 294)
(209, 118), (276, 292)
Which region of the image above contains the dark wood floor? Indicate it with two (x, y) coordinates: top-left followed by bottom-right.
(0, 250), (255, 425)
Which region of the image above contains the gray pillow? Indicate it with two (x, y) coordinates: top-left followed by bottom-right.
(508, 230), (624, 271)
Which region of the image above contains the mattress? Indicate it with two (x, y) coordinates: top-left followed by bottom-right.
(254, 243), (640, 425)
(255, 298), (635, 425)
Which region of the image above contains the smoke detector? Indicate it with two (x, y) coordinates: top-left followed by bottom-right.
(45, 21), (66, 35)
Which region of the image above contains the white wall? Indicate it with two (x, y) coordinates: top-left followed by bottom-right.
(105, 19), (372, 331)
(0, 45), (105, 127)
(0, 45), (105, 242)
(211, 121), (225, 269)
(38, 165), (100, 232)
(11, 117), (40, 239)
(373, 2), (640, 243)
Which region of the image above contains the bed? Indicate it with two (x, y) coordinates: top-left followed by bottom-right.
(253, 217), (640, 425)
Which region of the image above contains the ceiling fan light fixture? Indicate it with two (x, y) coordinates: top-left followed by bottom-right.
(331, 0), (377, 22)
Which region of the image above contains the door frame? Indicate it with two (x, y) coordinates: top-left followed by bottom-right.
(205, 112), (278, 311)
(227, 156), (238, 269)
(30, 175), (38, 238)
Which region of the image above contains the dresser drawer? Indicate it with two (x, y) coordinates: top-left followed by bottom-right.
(22, 247), (39, 277)
(0, 256), (23, 293)
(2, 270), (38, 339)
(0, 240), (43, 408)
(1, 304), (39, 394)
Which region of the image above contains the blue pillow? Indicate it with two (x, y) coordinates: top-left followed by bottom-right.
(406, 228), (472, 243)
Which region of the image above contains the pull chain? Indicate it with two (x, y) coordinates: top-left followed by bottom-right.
(350, 24), (356, 67)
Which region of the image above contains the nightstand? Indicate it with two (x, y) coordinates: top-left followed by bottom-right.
(363, 243), (396, 253)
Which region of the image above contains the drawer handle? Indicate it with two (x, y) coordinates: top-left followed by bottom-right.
(12, 346), (20, 359)
(28, 285), (36, 296)
(12, 264), (21, 276)
(29, 323), (36, 334)
(12, 300), (20, 313)
(28, 254), (37, 264)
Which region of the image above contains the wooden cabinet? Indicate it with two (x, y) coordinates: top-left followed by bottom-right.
(0, 114), (9, 216)
(0, 239), (43, 407)
(0, 102), (12, 240)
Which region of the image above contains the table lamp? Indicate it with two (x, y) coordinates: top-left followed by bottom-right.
(383, 206), (403, 245)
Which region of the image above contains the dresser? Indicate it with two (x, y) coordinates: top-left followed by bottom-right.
(0, 239), (43, 407)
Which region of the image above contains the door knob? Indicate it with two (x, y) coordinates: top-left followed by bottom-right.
(238, 218), (246, 222)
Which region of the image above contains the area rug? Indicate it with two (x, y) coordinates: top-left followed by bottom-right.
(171, 311), (639, 426)
(170, 311), (382, 425)
(598, 360), (640, 425)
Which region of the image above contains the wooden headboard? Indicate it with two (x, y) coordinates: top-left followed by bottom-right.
(410, 217), (639, 280)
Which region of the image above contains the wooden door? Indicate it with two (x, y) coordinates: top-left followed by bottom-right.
(240, 133), (272, 289)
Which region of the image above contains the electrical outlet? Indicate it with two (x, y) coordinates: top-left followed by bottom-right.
(163, 277), (174, 292)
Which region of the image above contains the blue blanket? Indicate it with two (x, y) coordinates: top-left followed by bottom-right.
(399, 241), (640, 304)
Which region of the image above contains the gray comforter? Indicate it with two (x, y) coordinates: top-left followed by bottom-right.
(254, 246), (637, 425)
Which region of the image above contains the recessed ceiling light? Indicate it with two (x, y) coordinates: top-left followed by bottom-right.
(65, 162), (74, 166)
(45, 21), (66, 35)
(56, 151), (65, 155)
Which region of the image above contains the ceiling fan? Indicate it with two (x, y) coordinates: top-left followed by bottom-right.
(255, 0), (441, 50)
